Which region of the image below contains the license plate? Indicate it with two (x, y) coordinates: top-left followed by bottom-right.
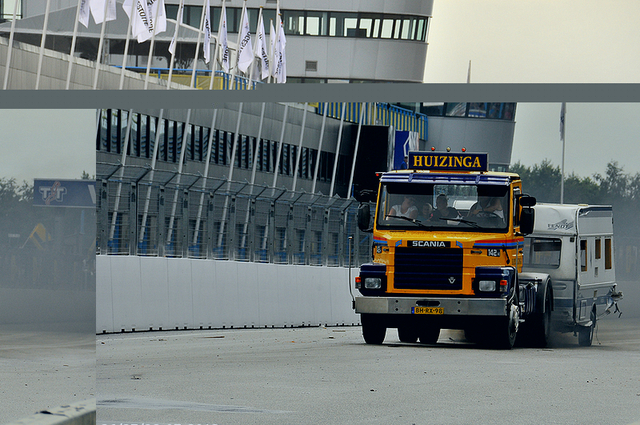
(411, 306), (444, 315)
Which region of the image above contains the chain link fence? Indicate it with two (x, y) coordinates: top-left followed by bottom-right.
(97, 162), (373, 268)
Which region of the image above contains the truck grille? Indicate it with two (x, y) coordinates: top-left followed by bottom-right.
(394, 247), (463, 290)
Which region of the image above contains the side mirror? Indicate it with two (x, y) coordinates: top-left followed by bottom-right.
(520, 195), (537, 207)
(357, 203), (371, 232)
(519, 207), (535, 235)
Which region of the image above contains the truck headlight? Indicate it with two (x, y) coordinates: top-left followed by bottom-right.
(478, 280), (496, 292)
(364, 277), (382, 289)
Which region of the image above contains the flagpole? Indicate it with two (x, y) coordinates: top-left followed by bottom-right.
(193, 108), (218, 246)
(139, 110), (164, 245)
(189, 0), (209, 88)
(291, 103), (308, 192)
(311, 103), (328, 194)
(272, 103), (289, 188)
(2, 0), (20, 89)
(109, 109), (134, 244)
(228, 0), (247, 89)
(560, 102), (566, 204)
(92, 0), (112, 89)
(329, 102), (347, 197)
(247, 6), (264, 88)
(347, 103), (367, 198)
(144, 0), (164, 90)
(65, 0), (83, 89)
(167, 0), (185, 88)
(166, 109), (192, 246)
(119, 0), (137, 90)
(35, 0), (52, 89)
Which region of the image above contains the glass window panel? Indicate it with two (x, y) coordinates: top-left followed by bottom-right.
(283, 10), (304, 35)
(416, 18), (425, 41)
(344, 17), (358, 37)
(468, 103), (487, 118)
(445, 103), (467, 117)
(212, 7), (220, 32)
(380, 18), (393, 38)
(359, 17), (373, 37)
(393, 18), (402, 39)
(262, 9), (277, 32)
(401, 18), (412, 40)
(306, 11), (327, 36)
(188, 6), (202, 28)
(372, 17), (380, 38)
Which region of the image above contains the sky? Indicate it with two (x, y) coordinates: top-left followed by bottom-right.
(0, 109), (95, 183)
(423, 0), (640, 177)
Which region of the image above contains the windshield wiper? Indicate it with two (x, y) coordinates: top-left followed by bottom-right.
(385, 214), (431, 229)
(438, 216), (481, 228)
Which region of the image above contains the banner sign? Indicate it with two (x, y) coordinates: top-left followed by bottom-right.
(407, 152), (488, 172)
(393, 131), (419, 170)
(33, 179), (96, 208)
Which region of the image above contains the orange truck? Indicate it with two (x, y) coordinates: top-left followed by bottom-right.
(354, 151), (622, 349)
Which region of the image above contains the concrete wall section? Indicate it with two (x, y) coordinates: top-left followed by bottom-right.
(97, 256), (360, 333)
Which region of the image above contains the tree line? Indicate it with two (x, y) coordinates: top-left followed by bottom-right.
(510, 159), (640, 239)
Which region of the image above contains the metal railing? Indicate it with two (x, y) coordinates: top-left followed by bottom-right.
(97, 162), (373, 268)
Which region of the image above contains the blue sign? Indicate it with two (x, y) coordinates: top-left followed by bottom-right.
(33, 179), (96, 208)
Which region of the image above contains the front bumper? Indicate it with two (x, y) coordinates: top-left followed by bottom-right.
(355, 296), (508, 317)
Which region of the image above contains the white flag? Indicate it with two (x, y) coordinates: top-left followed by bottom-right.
(89, 0), (117, 25)
(203, 0), (211, 63)
(78, 0), (91, 27)
(168, 0), (184, 55)
(274, 20), (286, 83)
(236, 3), (253, 74)
(256, 13), (269, 80)
(269, 20), (276, 78)
(218, 2), (229, 72)
(123, 0), (167, 43)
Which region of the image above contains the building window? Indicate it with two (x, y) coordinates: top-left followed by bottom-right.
(306, 11), (328, 36)
(605, 238), (612, 269)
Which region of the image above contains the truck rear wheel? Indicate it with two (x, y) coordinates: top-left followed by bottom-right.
(361, 314), (386, 345)
(527, 282), (553, 347)
(578, 309), (596, 347)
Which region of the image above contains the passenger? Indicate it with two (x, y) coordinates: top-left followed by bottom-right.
(416, 202), (433, 222)
(389, 195), (418, 219)
(430, 194), (459, 221)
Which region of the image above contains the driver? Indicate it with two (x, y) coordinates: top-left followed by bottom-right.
(468, 196), (504, 219)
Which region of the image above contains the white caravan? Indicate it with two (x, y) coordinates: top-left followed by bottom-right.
(522, 204), (623, 346)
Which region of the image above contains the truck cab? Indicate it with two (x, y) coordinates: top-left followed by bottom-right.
(355, 151), (544, 349)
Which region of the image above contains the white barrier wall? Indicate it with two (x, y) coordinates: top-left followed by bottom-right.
(97, 256), (361, 333)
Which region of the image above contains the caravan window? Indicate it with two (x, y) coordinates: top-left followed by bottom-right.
(523, 237), (561, 269)
(580, 240), (588, 271)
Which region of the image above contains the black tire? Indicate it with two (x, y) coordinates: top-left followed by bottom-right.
(418, 326), (440, 344)
(491, 290), (519, 349)
(398, 325), (419, 343)
(361, 314), (386, 345)
(530, 282), (552, 347)
(578, 309), (596, 347)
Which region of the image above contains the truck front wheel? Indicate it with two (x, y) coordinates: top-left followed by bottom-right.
(492, 293), (519, 349)
(361, 314), (386, 345)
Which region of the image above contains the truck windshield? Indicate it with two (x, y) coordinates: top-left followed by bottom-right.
(523, 237), (562, 268)
(376, 182), (509, 232)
